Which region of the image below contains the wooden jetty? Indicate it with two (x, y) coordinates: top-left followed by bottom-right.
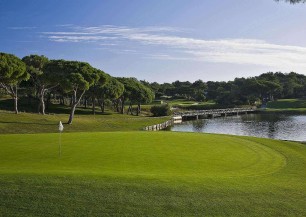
(173, 107), (256, 120)
(144, 107), (256, 131)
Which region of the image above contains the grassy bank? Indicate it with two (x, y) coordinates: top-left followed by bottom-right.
(264, 99), (306, 113)
(0, 110), (169, 134)
(0, 132), (305, 216)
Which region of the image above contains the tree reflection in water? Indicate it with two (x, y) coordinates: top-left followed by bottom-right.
(170, 113), (306, 141)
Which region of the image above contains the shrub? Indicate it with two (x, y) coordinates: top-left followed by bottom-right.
(150, 104), (171, 116)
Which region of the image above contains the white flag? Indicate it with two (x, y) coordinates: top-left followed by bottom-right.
(59, 121), (64, 132)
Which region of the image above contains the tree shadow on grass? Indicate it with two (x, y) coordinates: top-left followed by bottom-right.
(0, 121), (56, 126)
(0, 98), (115, 116)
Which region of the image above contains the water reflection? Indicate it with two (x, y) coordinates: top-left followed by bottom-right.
(170, 113), (306, 141)
(192, 120), (207, 132)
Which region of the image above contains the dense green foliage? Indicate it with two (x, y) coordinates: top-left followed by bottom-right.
(150, 104), (171, 116)
(146, 74), (303, 108)
(142, 72), (306, 107)
(0, 132), (305, 216)
(0, 53), (28, 85)
(95, 76), (125, 113)
(0, 52), (28, 113)
(117, 77), (154, 115)
(22, 55), (55, 115)
(45, 60), (104, 124)
(0, 52), (157, 124)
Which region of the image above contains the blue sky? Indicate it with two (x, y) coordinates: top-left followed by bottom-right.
(1, 0), (306, 82)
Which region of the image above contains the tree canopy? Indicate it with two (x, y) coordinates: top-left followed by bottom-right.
(0, 52), (29, 113)
(45, 60), (102, 124)
(117, 77), (154, 115)
(0, 53), (28, 86)
(95, 76), (124, 113)
(22, 55), (55, 114)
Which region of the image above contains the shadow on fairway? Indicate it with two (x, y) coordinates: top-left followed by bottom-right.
(0, 121), (56, 126)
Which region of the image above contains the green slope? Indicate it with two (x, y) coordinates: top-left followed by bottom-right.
(0, 132), (305, 216)
(0, 110), (169, 134)
(266, 99), (306, 112)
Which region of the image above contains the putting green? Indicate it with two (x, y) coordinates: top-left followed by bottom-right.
(0, 132), (305, 216)
(0, 132), (287, 178)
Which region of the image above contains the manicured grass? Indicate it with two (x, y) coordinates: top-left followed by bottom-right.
(0, 132), (305, 216)
(167, 99), (200, 105)
(266, 99), (306, 112)
(167, 99), (214, 106)
(0, 110), (169, 134)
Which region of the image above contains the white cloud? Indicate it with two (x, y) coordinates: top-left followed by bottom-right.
(55, 24), (75, 27)
(47, 35), (117, 42)
(9, 26), (37, 30)
(41, 25), (306, 69)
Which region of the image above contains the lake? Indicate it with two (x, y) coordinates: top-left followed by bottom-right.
(169, 113), (306, 142)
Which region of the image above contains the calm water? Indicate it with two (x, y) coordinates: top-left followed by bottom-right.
(170, 113), (306, 141)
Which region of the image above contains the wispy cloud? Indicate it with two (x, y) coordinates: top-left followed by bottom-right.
(55, 24), (75, 27)
(99, 43), (117, 46)
(41, 25), (306, 69)
(8, 26), (37, 30)
(47, 35), (118, 43)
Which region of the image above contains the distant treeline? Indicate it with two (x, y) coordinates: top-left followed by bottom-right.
(1, 52), (306, 122)
(141, 72), (306, 106)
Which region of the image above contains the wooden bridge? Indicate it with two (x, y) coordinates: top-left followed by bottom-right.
(144, 107), (256, 131)
(173, 107), (256, 120)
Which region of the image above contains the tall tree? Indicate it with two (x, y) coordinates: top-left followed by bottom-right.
(0, 52), (29, 114)
(134, 82), (154, 115)
(159, 82), (175, 98)
(191, 79), (207, 101)
(96, 76), (124, 113)
(45, 60), (98, 124)
(88, 69), (108, 115)
(172, 80), (193, 99)
(149, 82), (163, 98)
(116, 77), (139, 114)
(22, 55), (58, 115)
(257, 72), (282, 102)
(116, 77), (154, 115)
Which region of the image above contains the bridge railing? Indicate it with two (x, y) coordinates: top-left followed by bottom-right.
(144, 119), (173, 131)
(173, 107), (256, 116)
(144, 107), (256, 131)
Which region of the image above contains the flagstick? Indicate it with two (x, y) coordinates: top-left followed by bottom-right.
(59, 131), (61, 158)
(58, 121), (64, 158)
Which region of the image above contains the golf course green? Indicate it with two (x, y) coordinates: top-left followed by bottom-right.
(0, 131), (305, 216)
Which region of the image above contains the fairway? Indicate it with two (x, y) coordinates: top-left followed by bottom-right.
(0, 132), (305, 216)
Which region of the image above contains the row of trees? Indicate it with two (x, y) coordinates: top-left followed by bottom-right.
(142, 72), (306, 106)
(0, 52), (154, 124)
(1, 52), (306, 122)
